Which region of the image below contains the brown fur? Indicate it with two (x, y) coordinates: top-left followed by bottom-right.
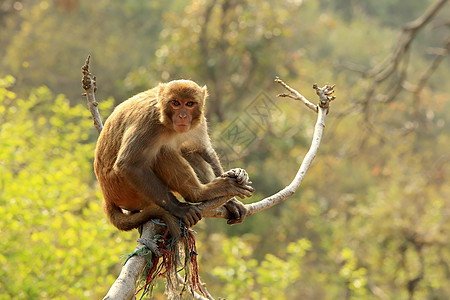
(94, 80), (252, 238)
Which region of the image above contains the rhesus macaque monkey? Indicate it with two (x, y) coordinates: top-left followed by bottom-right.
(94, 80), (254, 238)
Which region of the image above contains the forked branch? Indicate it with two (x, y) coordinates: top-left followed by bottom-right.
(202, 78), (335, 219)
(82, 56), (335, 299)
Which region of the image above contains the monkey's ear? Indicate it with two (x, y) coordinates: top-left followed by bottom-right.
(202, 85), (209, 99)
(157, 83), (167, 99)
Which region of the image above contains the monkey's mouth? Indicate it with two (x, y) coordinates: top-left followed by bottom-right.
(174, 124), (191, 132)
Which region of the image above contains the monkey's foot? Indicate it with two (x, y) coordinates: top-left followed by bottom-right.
(224, 198), (248, 225)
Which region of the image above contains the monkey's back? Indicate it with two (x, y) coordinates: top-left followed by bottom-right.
(94, 88), (161, 209)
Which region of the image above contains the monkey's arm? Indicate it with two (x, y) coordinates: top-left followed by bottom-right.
(197, 147), (250, 224)
(198, 147), (224, 177)
(113, 127), (202, 226)
(198, 146), (250, 184)
(154, 147), (253, 204)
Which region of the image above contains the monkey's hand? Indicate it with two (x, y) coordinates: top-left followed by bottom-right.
(220, 168), (254, 199)
(172, 202), (203, 228)
(222, 168), (252, 186)
(224, 198), (248, 225)
(221, 168), (252, 224)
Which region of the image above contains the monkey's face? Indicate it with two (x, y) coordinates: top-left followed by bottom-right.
(159, 80), (207, 133)
(169, 98), (198, 133)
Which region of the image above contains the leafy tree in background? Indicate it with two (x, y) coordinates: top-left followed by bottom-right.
(0, 0), (448, 298)
(320, 0), (435, 27)
(148, 0), (301, 121)
(0, 76), (136, 299)
(0, 0), (171, 102)
(276, 1), (450, 298)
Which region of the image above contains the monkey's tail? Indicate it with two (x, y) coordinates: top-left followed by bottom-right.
(103, 200), (182, 240)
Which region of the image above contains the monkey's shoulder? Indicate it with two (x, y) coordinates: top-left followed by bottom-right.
(105, 93), (159, 125)
(119, 91), (158, 112)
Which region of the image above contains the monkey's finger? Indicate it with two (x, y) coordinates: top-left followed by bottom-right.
(186, 217), (195, 227)
(236, 169), (249, 184)
(225, 199), (248, 224)
(236, 187), (254, 198)
(222, 169), (237, 178)
(235, 184), (254, 195)
(235, 168), (244, 174)
(233, 168), (246, 184)
(237, 193), (251, 199)
(192, 207), (202, 223)
(188, 214), (197, 227)
(184, 208), (198, 227)
(189, 207), (202, 226)
(182, 216), (193, 227)
(221, 172), (232, 178)
(227, 218), (242, 224)
(226, 205), (240, 220)
(242, 184), (255, 193)
(224, 202), (242, 224)
(227, 215), (245, 224)
(227, 168), (244, 178)
(224, 168), (247, 184)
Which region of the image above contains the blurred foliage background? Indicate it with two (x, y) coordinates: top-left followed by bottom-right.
(0, 0), (449, 299)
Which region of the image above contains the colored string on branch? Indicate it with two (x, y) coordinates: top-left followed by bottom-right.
(127, 219), (206, 299)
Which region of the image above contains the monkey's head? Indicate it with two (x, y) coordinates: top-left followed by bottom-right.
(158, 80), (208, 133)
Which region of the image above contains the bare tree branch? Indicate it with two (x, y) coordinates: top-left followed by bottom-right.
(81, 55), (103, 134)
(103, 222), (161, 300)
(348, 0), (449, 156)
(366, 0), (448, 82)
(202, 79), (335, 219)
(405, 36), (450, 95)
(82, 57), (334, 298)
(274, 77), (318, 112)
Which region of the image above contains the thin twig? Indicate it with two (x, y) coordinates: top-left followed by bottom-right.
(410, 36), (450, 95)
(274, 76), (318, 112)
(81, 55), (103, 134)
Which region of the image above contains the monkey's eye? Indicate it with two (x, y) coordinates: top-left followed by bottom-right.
(171, 100), (181, 107)
(186, 101), (196, 107)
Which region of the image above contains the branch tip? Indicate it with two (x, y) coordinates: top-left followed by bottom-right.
(277, 93), (289, 98)
(85, 54), (91, 68)
(275, 77), (318, 112)
(80, 56), (103, 134)
(313, 83), (336, 109)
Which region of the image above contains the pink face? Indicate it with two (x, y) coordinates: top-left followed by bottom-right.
(169, 98), (198, 132)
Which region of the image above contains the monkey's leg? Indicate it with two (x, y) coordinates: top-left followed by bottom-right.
(155, 147), (254, 205)
(182, 150), (215, 184)
(182, 151), (250, 222)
